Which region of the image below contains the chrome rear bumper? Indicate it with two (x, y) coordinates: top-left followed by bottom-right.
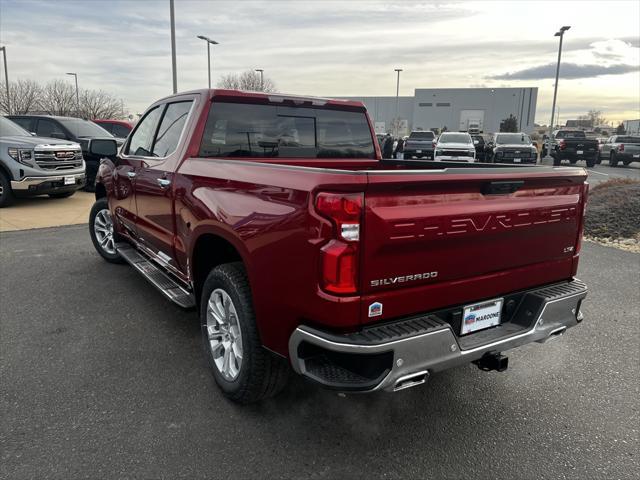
(289, 279), (587, 392)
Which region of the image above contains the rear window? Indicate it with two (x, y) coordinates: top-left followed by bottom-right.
(408, 131), (434, 140)
(557, 131), (586, 139)
(495, 133), (531, 144)
(438, 133), (471, 144)
(617, 136), (640, 143)
(199, 102), (375, 159)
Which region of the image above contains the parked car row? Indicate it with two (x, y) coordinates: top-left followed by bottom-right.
(0, 115), (126, 206)
(399, 130), (538, 164)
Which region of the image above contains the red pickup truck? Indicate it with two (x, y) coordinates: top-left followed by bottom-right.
(89, 89), (588, 403)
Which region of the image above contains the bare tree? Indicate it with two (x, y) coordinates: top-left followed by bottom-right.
(218, 70), (276, 92)
(0, 79), (42, 114)
(37, 79), (77, 116)
(79, 89), (124, 119)
(587, 109), (607, 127)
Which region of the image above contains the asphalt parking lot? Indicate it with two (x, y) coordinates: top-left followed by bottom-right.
(539, 157), (639, 186)
(1, 225), (638, 480)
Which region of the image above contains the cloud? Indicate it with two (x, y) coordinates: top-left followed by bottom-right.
(490, 63), (640, 80)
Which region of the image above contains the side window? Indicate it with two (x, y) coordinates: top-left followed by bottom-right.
(126, 106), (162, 156)
(11, 118), (33, 130)
(112, 124), (131, 138)
(37, 119), (66, 138)
(555, 132), (564, 139)
(152, 101), (193, 157)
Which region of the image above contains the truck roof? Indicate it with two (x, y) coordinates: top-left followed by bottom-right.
(154, 89), (367, 110)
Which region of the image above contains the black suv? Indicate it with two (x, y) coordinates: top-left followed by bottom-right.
(7, 115), (121, 190)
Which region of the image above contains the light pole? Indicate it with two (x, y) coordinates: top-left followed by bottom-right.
(547, 25), (570, 159)
(394, 68), (402, 137)
(255, 69), (264, 90)
(0, 46), (9, 114)
(170, 0), (177, 94)
(66, 72), (80, 116)
(196, 35), (219, 89)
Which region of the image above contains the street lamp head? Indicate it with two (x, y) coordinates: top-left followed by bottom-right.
(197, 35), (218, 44)
(66, 72), (76, 75)
(560, 25), (571, 31)
(394, 68), (403, 72)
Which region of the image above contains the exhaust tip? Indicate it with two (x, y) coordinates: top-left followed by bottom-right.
(547, 326), (567, 340)
(393, 371), (429, 391)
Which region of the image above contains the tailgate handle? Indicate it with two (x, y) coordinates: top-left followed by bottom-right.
(482, 181), (524, 195)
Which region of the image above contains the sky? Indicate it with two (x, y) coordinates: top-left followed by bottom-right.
(1, 0), (639, 124)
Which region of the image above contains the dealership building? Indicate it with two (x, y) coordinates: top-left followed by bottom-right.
(337, 87), (538, 136)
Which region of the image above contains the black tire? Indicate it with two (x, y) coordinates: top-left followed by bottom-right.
(585, 156), (596, 168)
(622, 159), (632, 166)
(200, 262), (289, 404)
(569, 158), (578, 164)
(610, 152), (619, 167)
(596, 153), (602, 164)
(48, 191), (76, 199)
(0, 170), (14, 208)
(553, 156), (561, 166)
(89, 198), (124, 263)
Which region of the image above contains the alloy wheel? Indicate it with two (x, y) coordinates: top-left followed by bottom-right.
(93, 208), (116, 255)
(206, 288), (243, 381)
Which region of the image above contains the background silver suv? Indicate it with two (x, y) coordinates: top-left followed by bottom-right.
(0, 116), (85, 207)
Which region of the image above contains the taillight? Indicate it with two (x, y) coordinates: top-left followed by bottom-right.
(432, 140), (437, 148)
(315, 192), (363, 294)
(576, 182), (589, 254)
(619, 144), (625, 152)
(559, 139), (566, 150)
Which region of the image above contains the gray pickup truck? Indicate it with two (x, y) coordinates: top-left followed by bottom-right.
(403, 130), (436, 159)
(598, 135), (640, 167)
(0, 116), (85, 207)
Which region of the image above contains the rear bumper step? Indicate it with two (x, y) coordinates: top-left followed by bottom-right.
(116, 243), (196, 309)
(289, 279), (587, 392)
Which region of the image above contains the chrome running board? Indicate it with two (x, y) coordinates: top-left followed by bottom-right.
(116, 243), (196, 309)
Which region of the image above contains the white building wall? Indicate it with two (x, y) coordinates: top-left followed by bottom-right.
(336, 87), (538, 134)
(623, 119), (640, 135)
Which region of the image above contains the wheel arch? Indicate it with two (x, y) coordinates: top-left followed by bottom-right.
(95, 182), (107, 200)
(190, 229), (251, 303)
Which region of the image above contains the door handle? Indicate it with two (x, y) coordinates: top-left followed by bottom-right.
(126, 171), (137, 178)
(157, 178), (171, 188)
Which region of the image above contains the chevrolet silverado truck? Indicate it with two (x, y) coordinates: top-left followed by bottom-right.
(549, 130), (599, 167)
(434, 132), (476, 162)
(89, 89), (588, 404)
(0, 116), (85, 207)
(598, 135), (640, 167)
(403, 130), (436, 159)
(488, 132), (538, 164)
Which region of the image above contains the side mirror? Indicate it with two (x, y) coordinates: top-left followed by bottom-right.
(49, 132), (67, 140)
(30, 131), (37, 136)
(473, 140), (479, 145)
(89, 138), (118, 157)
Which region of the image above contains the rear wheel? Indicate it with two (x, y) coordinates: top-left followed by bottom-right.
(0, 170), (14, 208)
(201, 262), (289, 404)
(49, 191), (76, 199)
(553, 156), (561, 166)
(610, 152), (619, 167)
(569, 158), (578, 164)
(586, 157), (596, 168)
(89, 198), (124, 263)
(623, 159), (633, 166)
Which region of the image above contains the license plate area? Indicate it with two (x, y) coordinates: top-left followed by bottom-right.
(577, 150), (583, 155)
(461, 298), (503, 335)
(64, 176), (75, 185)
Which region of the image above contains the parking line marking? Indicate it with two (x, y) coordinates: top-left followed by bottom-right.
(587, 170), (609, 176)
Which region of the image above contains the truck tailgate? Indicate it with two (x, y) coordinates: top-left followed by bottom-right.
(360, 167), (587, 324)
